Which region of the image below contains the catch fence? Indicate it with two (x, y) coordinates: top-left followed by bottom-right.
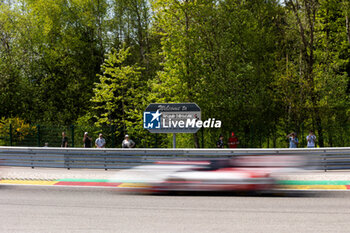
(1, 123), (350, 149)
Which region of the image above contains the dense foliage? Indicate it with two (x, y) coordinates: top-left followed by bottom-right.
(0, 0), (349, 147)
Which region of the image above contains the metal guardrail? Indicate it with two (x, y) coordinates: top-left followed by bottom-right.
(1, 147), (350, 171)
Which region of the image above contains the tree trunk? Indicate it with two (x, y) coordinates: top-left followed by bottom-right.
(193, 133), (200, 148)
(346, 15), (350, 46)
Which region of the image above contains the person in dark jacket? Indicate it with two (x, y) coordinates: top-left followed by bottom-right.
(216, 135), (224, 148)
(83, 132), (92, 148)
(61, 132), (68, 147)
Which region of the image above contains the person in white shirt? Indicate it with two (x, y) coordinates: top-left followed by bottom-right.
(122, 135), (135, 148)
(306, 131), (316, 148)
(95, 133), (106, 148)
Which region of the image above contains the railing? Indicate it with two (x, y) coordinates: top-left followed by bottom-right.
(0, 147), (350, 171)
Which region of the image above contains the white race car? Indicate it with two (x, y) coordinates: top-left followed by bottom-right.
(113, 159), (276, 193)
(148, 159), (276, 192)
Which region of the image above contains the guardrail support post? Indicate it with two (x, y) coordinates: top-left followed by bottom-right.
(31, 152), (34, 169)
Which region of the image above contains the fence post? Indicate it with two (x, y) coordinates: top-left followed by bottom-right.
(9, 123), (13, 146)
(155, 134), (158, 148)
(71, 125), (74, 147)
(300, 122), (304, 146)
(201, 127), (204, 148)
(37, 124), (40, 147)
(111, 125), (115, 148)
(250, 126), (253, 148)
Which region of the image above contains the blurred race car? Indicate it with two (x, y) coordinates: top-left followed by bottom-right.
(112, 158), (277, 193)
(111, 155), (311, 193)
(148, 159), (276, 192)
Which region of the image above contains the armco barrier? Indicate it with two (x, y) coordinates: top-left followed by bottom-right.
(0, 147), (350, 171)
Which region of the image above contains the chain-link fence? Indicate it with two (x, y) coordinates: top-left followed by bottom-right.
(199, 125), (350, 149)
(0, 124), (120, 148)
(1, 123), (350, 148)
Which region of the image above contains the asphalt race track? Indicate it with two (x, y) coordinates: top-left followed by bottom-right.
(1, 186), (350, 233)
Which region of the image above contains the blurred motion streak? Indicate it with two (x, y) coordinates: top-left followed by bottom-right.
(109, 154), (315, 193)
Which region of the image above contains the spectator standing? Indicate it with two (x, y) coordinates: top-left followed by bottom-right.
(287, 132), (299, 148)
(228, 132), (239, 148)
(306, 131), (316, 148)
(216, 135), (225, 148)
(83, 132), (92, 148)
(122, 135), (135, 148)
(95, 133), (106, 148)
(61, 132), (68, 147)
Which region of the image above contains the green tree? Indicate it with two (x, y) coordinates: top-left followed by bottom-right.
(0, 2), (36, 119)
(89, 45), (157, 146)
(0, 0), (109, 124)
(152, 0), (284, 147)
(280, 0), (350, 146)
